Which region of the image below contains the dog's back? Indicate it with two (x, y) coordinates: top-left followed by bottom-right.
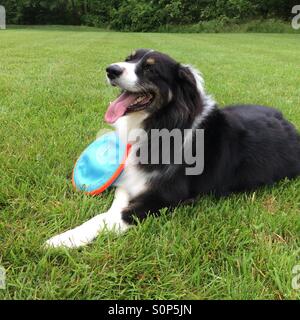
(189, 104), (300, 197)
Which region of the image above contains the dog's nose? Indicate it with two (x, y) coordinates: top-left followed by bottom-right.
(106, 64), (124, 80)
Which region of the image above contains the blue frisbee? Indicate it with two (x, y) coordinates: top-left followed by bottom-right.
(72, 132), (130, 195)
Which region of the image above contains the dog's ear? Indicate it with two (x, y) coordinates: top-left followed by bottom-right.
(178, 65), (197, 88)
(176, 64), (203, 118)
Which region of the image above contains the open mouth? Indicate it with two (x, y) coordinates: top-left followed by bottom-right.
(105, 91), (153, 124)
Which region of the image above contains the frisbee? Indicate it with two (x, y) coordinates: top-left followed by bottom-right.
(72, 132), (130, 195)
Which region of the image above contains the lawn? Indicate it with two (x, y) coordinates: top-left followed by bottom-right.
(0, 26), (300, 300)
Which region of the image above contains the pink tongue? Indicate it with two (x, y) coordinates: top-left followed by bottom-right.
(105, 92), (138, 124)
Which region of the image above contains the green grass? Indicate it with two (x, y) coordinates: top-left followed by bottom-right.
(158, 18), (300, 34)
(0, 27), (300, 300)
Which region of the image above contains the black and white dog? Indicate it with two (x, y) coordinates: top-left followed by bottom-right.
(46, 49), (300, 248)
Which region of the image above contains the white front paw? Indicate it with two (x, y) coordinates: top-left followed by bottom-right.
(45, 220), (101, 248)
(45, 229), (90, 248)
(44, 211), (130, 249)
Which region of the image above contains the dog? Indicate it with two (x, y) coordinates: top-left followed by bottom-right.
(46, 49), (300, 248)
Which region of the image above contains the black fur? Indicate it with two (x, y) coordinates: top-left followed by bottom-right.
(111, 50), (300, 225)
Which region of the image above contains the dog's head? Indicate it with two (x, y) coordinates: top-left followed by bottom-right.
(105, 49), (203, 124)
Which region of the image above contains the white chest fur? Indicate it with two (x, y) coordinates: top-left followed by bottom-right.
(112, 111), (158, 199)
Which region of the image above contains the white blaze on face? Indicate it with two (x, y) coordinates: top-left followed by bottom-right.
(107, 61), (139, 92)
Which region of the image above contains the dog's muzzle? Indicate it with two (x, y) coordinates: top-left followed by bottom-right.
(106, 64), (124, 80)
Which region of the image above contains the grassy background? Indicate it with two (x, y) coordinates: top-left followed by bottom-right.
(158, 18), (300, 33)
(0, 27), (300, 300)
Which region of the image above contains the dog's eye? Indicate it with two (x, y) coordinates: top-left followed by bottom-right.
(143, 64), (153, 72)
(144, 57), (155, 72)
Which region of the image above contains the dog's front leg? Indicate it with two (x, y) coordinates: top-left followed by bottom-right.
(45, 188), (131, 248)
